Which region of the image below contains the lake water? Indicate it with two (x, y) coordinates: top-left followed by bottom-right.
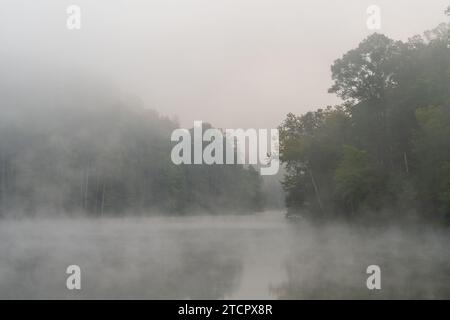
(0, 211), (449, 299)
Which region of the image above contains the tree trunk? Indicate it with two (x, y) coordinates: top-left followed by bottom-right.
(1, 155), (6, 214)
(80, 171), (84, 210)
(308, 167), (323, 213)
(404, 152), (410, 174)
(84, 167), (90, 211)
(94, 173), (100, 214)
(100, 181), (106, 217)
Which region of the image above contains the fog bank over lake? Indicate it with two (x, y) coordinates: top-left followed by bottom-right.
(1, 211), (449, 299)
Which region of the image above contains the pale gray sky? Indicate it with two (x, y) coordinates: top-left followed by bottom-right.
(1, 0), (449, 129)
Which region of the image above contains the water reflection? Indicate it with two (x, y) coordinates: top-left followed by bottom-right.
(272, 223), (450, 299)
(0, 212), (449, 299)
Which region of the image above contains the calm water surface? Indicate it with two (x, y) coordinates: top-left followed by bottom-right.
(1, 211), (449, 299)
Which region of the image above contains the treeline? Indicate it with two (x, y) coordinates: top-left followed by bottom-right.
(279, 12), (450, 222)
(0, 76), (262, 217)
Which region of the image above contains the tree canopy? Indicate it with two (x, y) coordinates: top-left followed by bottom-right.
(279, 10), (450, 223)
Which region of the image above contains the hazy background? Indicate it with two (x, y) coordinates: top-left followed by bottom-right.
(1, 0), (449, 129)
(1, 0), (450, 300)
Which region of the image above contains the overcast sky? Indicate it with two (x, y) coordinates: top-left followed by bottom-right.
(1, 0), (449, 129)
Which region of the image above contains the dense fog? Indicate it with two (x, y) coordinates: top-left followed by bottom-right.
(1, 212), (449, 299)
(1, 1), (450, 300)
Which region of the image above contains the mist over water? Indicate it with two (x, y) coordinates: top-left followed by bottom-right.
(1, 0), (450, 303)
(1, 211), (449, 299)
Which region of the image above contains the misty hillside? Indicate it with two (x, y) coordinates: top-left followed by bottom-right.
(1, 1), (450, 302)
(0, 67), (263, 217)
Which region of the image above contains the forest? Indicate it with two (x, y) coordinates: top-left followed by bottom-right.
(279, 9), (450, 223)
(0, 79), (263, 217)
(0, 7), (449, 223)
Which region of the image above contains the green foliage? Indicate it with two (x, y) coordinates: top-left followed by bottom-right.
(413, 106), (450, 218)
(279, 106), (351, 213)
(439, 162), (450, 218)
(328, 33), (402, 103)
(0, 99), (263, 217)
(334, 145), (381, 213)
(279, 17), (450, 223)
